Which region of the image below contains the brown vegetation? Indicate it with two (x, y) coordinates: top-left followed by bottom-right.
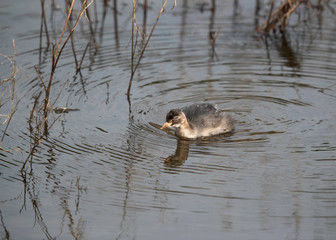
(127, 0), (169, 99)
(0, 40), (22, 153)
(257, 0), (332, 33)
(21, 0), (95, 174)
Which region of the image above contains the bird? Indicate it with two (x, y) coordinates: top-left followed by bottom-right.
(161, 103), (234, 139)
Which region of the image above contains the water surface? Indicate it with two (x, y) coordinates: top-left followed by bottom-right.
(1, 1), (336, 239)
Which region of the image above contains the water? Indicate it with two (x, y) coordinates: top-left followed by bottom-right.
(1, 0), (336, 239)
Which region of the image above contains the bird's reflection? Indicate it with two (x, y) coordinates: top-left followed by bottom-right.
(164, 139), (190, 167)
(164, 131), (235, 169)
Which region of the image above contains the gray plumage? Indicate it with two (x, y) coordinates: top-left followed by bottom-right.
(162, 103), (234, 139)
(181, 103), (222, 129)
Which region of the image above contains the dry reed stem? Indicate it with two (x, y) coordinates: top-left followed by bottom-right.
(256, 0), (302, 33)
(257, 0), (328, 33)
(22, 92), (41, 173)
(21, 0), (94, 173)
(127, 0), (168, 98)
(42, 0), (94, 135)
(65, 0), (80, 71)
(0, 40), (25, 154)
(28, 92), (42, 133)
(42, 0), (75, 134)
(0, 40), (19, 144)
(34, 65), (47, 92)
(54, 0), (75, 60)
(52, 0), (95, 70)
(77, 41), (90, 73)
(82, 0), (99, 52)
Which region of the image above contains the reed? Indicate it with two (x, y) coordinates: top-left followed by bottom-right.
(127, 0), (169, 99)
(21, 0), (95, 174)
(257, 0), (300, 33)
(256, 0), (329, 34)
(0, 40), (22, 153)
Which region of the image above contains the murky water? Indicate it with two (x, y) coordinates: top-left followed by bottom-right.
(1, 0), (336, 239)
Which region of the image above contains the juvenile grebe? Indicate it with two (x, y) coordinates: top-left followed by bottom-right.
(161, 103), (234, 139)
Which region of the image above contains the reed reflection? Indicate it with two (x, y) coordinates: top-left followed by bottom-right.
(113, 0), (119, 48)
(262, 32), (302, 72)
(277, 33), (301, 69)
(208, 1), (217, 59)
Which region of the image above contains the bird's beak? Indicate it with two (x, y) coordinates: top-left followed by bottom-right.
(161, 122), (172, 129)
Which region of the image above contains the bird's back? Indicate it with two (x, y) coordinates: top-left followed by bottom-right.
(182, 103), (222, 129)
